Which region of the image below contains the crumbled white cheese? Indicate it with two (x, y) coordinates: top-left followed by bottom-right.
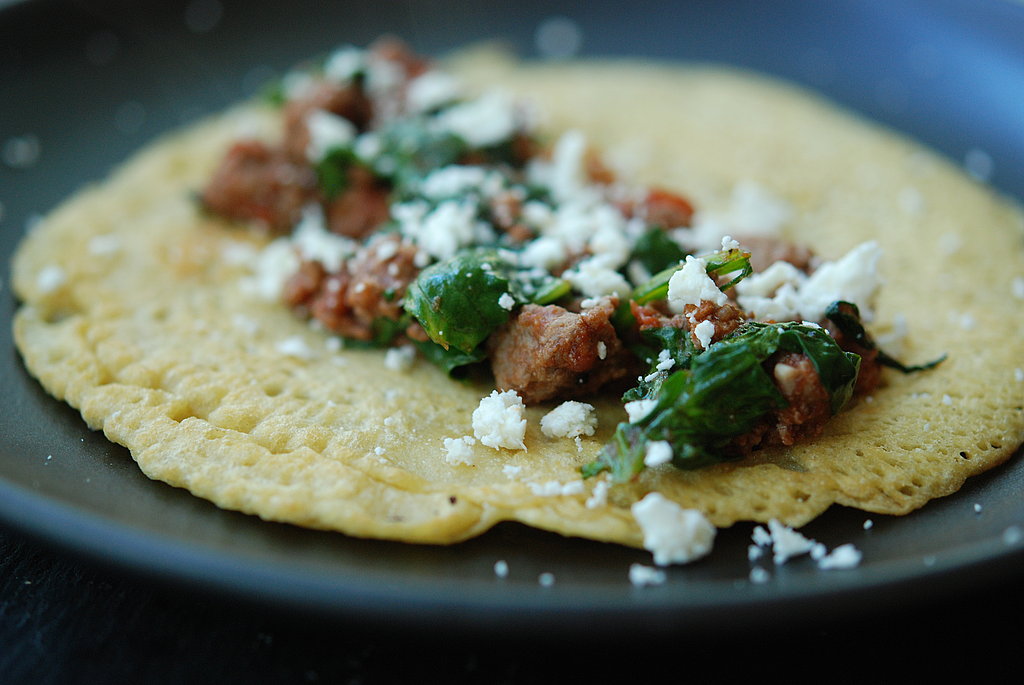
(87, 234), (121, 256)
(291, 204), (356, 272)
(518, 235), (567, 271)
(394, 199), (483, 262)
(938, 231), (963, 255)
(596, 341), (608, 360)
(693, 320), (716, 350)
(538, 572), (555, 587)
(540, 401), (597, 439)
(667, 255), (728, 308)
(766, 519), (817, 564)
(630, 493), (716, 566)
(654, 348), (675, 372)
(419, 165), (492, 200)
(443, 436), (477, 465)
(725, 180), (793, 236)
(585, 477), (610, 509)
(735, 260), (805, 299)
(472, 390), (527, 450)
(323, 45), (364, 82)
(749, 567), (771, 584)
(276, 336), (315, 360)
(493, 560), (509, 578)
(36, 265), (66, 293)
(737, 241), (882, 323)
(437, 91), (518, 148)
(561, 255), (631, 298)
(863, 519), (874, 530)
(529, 480), (585, 496)
(405, 70), (462, 113)
(305, 109), (356, 162)
(628, 564), (667, 588)
(245, 238), (300, 300)
(751, 525), (773, 547)
(353, 132), (382, 164)
(501, 464), (522, 477)
(643, 440), (673, 467)
(624, 399), (658, 423)
(498, 292), (515, 311)
(898, 186), (925, 215)
(383, 345), (416, 372)
(544, 129), (588, 203)
(364, 56), (403, 100)
(816, 543), (862, 570)
(720, 235), (740, 251)
(798, 241), (882, 321)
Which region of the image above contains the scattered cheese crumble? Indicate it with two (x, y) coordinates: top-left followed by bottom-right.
(816, 544), (863, 570)
(667, 255), (727, 308)
(750, 519), (863, 571)
(383, 344), (416, 372)
(643, 440), (673, 467)
(628, 564), (667, 588)
(736, 241), (882, 322)
(693, 319), (716, 350)
(36, 265), (66, 293)
(624, 399), (657, 423)
(540, 401), (597, 439)
(472, 390), (527, 450)
(631, 493), (716, 566)
(585, 477), (610, 509)
(529, 480), (585, 496)
(443, 436), (476, 465)
(766, 519), (817, 564)
(276, 336), (315, 360)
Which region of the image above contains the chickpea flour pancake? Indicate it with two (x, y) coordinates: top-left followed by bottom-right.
(11, 44), (1024, 564)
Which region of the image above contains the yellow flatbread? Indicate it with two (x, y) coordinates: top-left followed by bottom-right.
(11, 51), (1024, 548)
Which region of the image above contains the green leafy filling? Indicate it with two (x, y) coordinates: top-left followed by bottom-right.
(824, 301), (946, 373)
(630, 228), (686, 275)
(585, 321), (861, 482)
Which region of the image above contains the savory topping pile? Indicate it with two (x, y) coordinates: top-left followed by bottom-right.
(200, 39), (935, 482)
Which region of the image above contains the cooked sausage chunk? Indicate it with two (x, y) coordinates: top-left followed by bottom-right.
(200, 140), (318, 232)
(487, 298), (635, 404)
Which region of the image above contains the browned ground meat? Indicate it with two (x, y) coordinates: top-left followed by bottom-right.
(638, 188), (695, 229)
(762, 351), (833, 445)
(345, 234), (419, 322)
(281, 259), (327, 310)
(723, 351), (833, 458)
(487, 298), (637, 404)
(324, 166), (393, 239)
(282, 234), (419, 341)
(737, 235), (815, 273)
(200, 140), (318, 232)
(683, 301), (747, 347)
(631, 299), (746, 349)
(368, 36), (430, 81)
(282, 81), (374, 161)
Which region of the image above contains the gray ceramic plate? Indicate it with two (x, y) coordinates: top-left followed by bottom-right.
(1, 0), (1022, 635)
